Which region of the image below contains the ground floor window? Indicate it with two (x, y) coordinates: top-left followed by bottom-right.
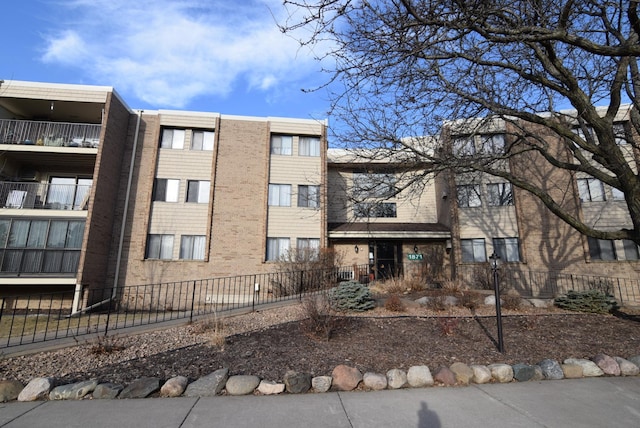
(180, 235), (206, 260)
(461, 238), (486, 262)
(587, 237), (616, 261)
(266, 237), (290, 261)
(146, 234), (174, 260)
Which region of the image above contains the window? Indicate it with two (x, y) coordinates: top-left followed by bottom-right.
(611, 187), (625, 201)
(270, 135), (292, 155)
(587, 237), (616, 261)
(146, 234), (174, 259)
(354, 202), (397, 218)
(623, 239), (640, 260)
(266, 237), (290, 261)
(353, 173), (397, 199)
(0, 218), (85, 274)
(298, 185), (320, 208)
(487, 183), (513, 206)
(461, 239), (486, 262)
(160, 129), (185, 149)
(180, 235), (206, 260)
(268, 184), (291, 206)
(299, 137), (321, 156)
(493, 237), (521, 262)
(186, 180), (210, 203)
(46, 177), (93, 210)
(577, 178), (605, 202)
(452, 136), (475, 157)
(191, 131), (215, 151)
(297, 238), (320, 259)
(481, 134), (505, 154)
(457, 184), (481, 207)
(614, 123), (627, 145)
(153, 179), (180, 202)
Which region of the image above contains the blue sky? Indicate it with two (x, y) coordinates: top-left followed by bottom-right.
(0, 0), (333, 121)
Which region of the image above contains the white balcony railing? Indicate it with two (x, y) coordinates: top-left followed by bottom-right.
(0, 181), (92, 211)
(0, 119), (101, 148)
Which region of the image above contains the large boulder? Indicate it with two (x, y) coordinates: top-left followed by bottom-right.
(488, 364), (514, 383)
(386, 369), (407, 389)
(49, 379), (98, 400)
(184, 368), (229, 397)
(450, 362), (474, 385)
(363, 372), (387, 391)
(331, 365), (362, 391)
(119, 377), (160, 399)
(592, 354), (620, 376)
(407, 365), (434, 387)
(564, 359), (604, 377)
(225, 375), (260, 396)
(311, 376), (332, 393)
(537, 359), (564, 380)
(614, 357), (640, 376)
(18, 377), (53, 402)
(161, 376), (188, 397)
(470, 365), (492, 384)
(283, 371), (312, 394)
(433, 366), (456, 386)
(0, 380), (24, 402)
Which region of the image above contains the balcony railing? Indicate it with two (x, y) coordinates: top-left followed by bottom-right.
(0, 119), (101, 148)
(0, 181), (92, 211)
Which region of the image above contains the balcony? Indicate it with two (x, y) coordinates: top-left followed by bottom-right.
(0, 119), (101, 148)
(0, 181), (92, 211)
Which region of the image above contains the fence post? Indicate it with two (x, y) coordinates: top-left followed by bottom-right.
(190, 281), (196, 323)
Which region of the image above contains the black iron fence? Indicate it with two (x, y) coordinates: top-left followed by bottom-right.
(0, 264), (368, 349)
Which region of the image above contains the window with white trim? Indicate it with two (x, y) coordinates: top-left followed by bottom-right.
(191, 131), (215, 151)
(587, 237), (616, 260)
(299, 137), (321, 156)
(577, 178), (605, 202)
(481, 134), (505, 154)
(146, 234), (174, 260)
(266, 237), (290, 261)
(493, 237), (521, 262)
(160, 129), (185, 149)
(487, 183), (513, 206)
(180, 235), (206, 260)
(186, 180), (210, 203)
(461, 238), (486, 262)
(268, 184), (291, 206)
(270, 135), (292, 155)
(153, 179), (180, 202)
(298, 185), (320, 208)
(297, 238), (320, 259)
(457, 184), (481, 207)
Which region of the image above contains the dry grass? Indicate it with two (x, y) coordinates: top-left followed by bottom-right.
(190, 312), (226, 348)
(383, 294), (406, 312)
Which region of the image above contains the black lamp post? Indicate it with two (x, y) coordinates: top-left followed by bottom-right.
(489, 252), (505, 353)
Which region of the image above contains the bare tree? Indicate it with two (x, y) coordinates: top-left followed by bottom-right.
(281, 0), (640, 243)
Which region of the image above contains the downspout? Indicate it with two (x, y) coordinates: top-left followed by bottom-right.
(72, 110), (143, 315)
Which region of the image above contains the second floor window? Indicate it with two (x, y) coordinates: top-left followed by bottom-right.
(353, 173), (397, 199)
(146, 234), (174, 260)
(457, 184), (481, 208)
(153, 178), (180, 202)
(461, 238), (486, 262)
(268, 184), (291, 206)
(180, 235), (206, 260)
(186, 180), (210, 203)
(299, 137), (321, 156)
(271, 135), (292, 155)
(493, 237), (521, 262)
(191, 131), (215, 151)
(298, 185), (320, 208)
(587, 237), (616, 261)
(487, 183), (513, 206)
(577, 178), (605, 202)
(354, 202), (397, 218)
(161, 129), (185, 149)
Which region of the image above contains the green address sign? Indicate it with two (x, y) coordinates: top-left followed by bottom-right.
(407, 253), (423, 261)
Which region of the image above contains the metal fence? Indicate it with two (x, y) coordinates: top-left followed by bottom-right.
(457, 264), (640, 304)
(0, 119), (101, 147)
(0, 264), (368, 349)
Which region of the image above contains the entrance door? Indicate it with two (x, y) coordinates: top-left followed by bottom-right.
(369, 241), (402, 279)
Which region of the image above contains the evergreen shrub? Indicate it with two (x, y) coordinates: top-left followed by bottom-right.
(329, 280), (376, 312)
(554, 289), (618, 314)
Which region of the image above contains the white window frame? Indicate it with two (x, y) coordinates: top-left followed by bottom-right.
(298, 136), (321, 156)
(180, 235), (206, 260)
(153, 178), (180, 202)
(487, 182), (514, 206)
(461, 238), (486, 263)
(577, 178), (605, 202)
(268, 184), (291, 206)
(457, 184), (482, 208)
(160, 129), (185, 149)
(186, 180), (210, 203)
(270, 135), (293, 155)
(191, 130), (215, 151)
(146, 234), (174, 260)
(266, 237), (290, 261)
(297, 238), (320, 259)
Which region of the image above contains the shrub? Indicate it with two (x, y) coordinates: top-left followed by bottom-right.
(427, 295), (447, 312)
(89, 334), (125, 355)
(502, 295), (523, 310)
(190, 312), (226, 347)
(384, 294), (406, 312)
(329, 280), (376, 312)
(271, 248), (344, 297)
(554, 289), (618, 314)
(300, 293), (339, 341)
(459, 292), (479, 311)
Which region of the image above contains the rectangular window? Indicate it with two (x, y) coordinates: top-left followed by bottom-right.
(487, 183), (514, 206)
(611, 187), (625, 201)
(270, 135), (292, 155)
(623, 239), (640, 260)
(146, 234), (174, 260)
(46, 177), (93, 210)
(160, 129), (185, 149)
(297, 238), (320, 259)
(587, 237), (616, 261)
(186, 180), (210, 203)
(493, 237), (521, 262)
(180, 235), (206, 260)
(268, 184), (291, 206)
(191, 131), (215, 151)
(577, 178), (605, 202)
(614, 123), (627, 145)
(354, 202), (397, 218)
(298, 185), (320, 208)
(353, 173), (397, 199)
(452, 136), (476, 157)
(461, 239), (486, 262)
(298, 137), (321, 156)
(153, 179), (180, 202)
(266, 237), (290, 261)
(457, 184), (481, 208)
(481, 134), (505, 154)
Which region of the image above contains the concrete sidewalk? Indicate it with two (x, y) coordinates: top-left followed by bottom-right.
(1, 377), (639, 427)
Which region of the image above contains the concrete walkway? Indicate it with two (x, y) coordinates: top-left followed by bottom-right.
(1, 377), (639, 427)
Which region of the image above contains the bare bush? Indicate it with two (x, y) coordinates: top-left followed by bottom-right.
(89, 334), (126, 355)
(427, 295), (447, 312)
(384, 294), (406, 312)
(300, 293), (340, 341)
(271, 248), (344, 297)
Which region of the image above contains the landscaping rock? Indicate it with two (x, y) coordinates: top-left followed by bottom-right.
(528, 298), (552, 308)
(225, 375), (260, 396)
(311, 376), (332, 393)
(331, 365), (362, 391)
(537, 359), (564, 380)
(0, 380), (24, 402)
(284, 371), (312, 394)
(49, 379), (98, 400)
(407, 365), (434, 387)
(363, 372), (387, 391)
(18, 377), (53, 402)
(184, 368), (229, 397)
(450, 362), (474, 385)
(433, 366), (456, 386)
(120, 377), (160, 399)
(92, 383), (123, 399)
(443, 295), (459, 306)
(614, 357), (640, 376)
(512, 364), (535, 382)
(592, 354), (620, 376)
(561, 364), (583, 379)
(470, 365), (492, 384)
(628, 355), (640, 368)
(564, 358), (604, 377)
(258, 380), (286, 395)
(161, 376), (188, 397)
(483, 295), (503, 306)
(386, 369), (407, 389)
(415, 296), (430, 306)
(488, 364), (514, 383)
(531, 365), (545, 381)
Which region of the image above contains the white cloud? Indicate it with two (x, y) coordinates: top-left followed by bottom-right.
(39, 0), (328, 108)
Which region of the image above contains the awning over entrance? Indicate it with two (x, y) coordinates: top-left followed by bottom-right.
(328, 222), (451, 240)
